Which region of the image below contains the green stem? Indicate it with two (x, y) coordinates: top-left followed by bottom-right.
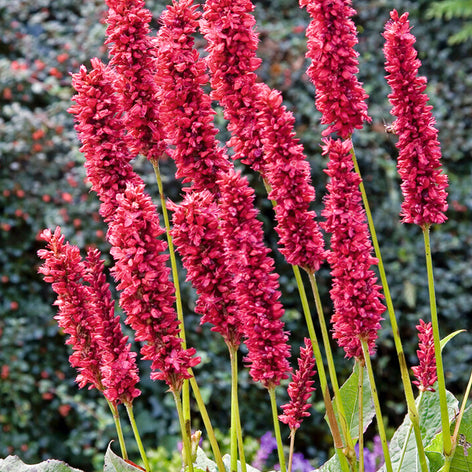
(292, 265), (351, 472)
(288, 430), (296, 472)
(125, 404), (151, 472)
(361, 340), (393, 472)
(107, 399), (128, 460)
(357, 361), (364, 472)
(173, 390), (194, 472)
(307, 270), (355, 462)
(269, 387), (287, 472)
(422, 225), (452, 457)
(350, 146), (428, 472)
(188, 374), (226, 472)
(151, 161), (191, 433)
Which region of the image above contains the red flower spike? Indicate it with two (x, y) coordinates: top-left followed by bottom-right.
(279, 338), (317, 431)
(171, 190), (243, 349)
(104, 0), (167, 161)
(218, 169), (291, 388)
(155, 0), (231, 194)
(69, 58), (142, 223)
(108, 183), (200, 392)
(321, 138), (385, 359)
(300, 0), (370, 138)
(383, 10), (448, 226)
(412, 320), (437, 392)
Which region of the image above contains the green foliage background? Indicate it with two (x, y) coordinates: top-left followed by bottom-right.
(0, 0), (471, 470)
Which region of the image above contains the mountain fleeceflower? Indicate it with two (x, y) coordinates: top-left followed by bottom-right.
(411, 320), (437, 392)
(383, 10), (448, 227)
(69, 58), (142, 223)
(104, 0), (167, 161)
(218, 169), (291, 388)
(300, 0), (370, 138)
(155, 0), (231, 193)
(170, 190), (242, 349)
(108, 183), (200, 392)
(321, 138), (384, 359)
(279, 338), (316, 431)
(37, 227), (140, 404)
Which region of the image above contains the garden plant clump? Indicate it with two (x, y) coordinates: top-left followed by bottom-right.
(1, 0), (472, 471)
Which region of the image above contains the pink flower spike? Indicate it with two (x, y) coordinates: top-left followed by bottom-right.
(105, 0), (167, 161)
(300, 0), (370, 138)
(321, 138), (385, 359)
(412, 320), (437, 392)
(108, 182), (200, 392)
(279, 338), (317, 431)
(383, 10), (448, 227)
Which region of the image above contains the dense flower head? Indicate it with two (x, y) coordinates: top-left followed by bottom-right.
(321, 138), (384, 359)
(155, 0), (231, 193)
(383, 10), (448, 226)
(108, 183), (200, 391)
(105, 0), (167, 161)
(69, 58), (142, 223)
(201, 0), (265, 172)
(256, 84), (326, 272)
(170, 190), (242, 348)
(218, 169), (291, 388)
(83, 247), (141, 405)
(411, 319), (437, 392)
(300, 0), (370, 138)
(37, 228), (141, 404)
(279, 338), (317, 430)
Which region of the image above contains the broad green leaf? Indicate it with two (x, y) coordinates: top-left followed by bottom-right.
(0, 456), (83, 472)
(104, 443), (145, 472)
(313, 452), (342, 472)
(449, 405), (472, 472)
(440, 330), (466, 352)
(425, 431), (445, 472)
(328, 362), (375, 444)
(194, 448), (264, 472)
(379, 388), (458, 471)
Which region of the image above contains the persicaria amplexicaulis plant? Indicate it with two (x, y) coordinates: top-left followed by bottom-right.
(34, 1), (472, 472)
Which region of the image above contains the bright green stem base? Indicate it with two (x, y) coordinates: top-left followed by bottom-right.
(107, 400), (128, 461)
(357, 362), (364, 472)
(173, 391), (194, 472)
(350, 146), (428, 471)
(423, 225), (452, 457)
(125, 404), (151, 472)
(361, 340), (393, 472)
(269, 388), (286, 472)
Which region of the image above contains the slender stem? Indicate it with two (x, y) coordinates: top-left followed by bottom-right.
(173, 390), (194, 472)
(307, 270), (355, 460)
(269, 387), (287, 472)
(151, 161), (191, 433)
(361, 340), (393, 472)
(350, 146), (428, 472)
(188, 374), (226, 472)
(288, 430), (296, 472)
(292, 265), (351, 472)
(357, 361), (364, 472)
(125, 404), (151, 472)
(422, 225), (452, 457)
(106, 399), (128, 460)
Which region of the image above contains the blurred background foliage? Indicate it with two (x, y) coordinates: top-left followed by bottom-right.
(0, 0), (471, 470)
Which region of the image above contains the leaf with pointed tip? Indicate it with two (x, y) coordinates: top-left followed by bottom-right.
(104, 443), (145, 472)
(440, 330), (466, 353)
(0, 456), (84, 472)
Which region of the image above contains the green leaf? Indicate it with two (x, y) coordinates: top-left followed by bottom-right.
(313, 453), (342, 472)
(0, 456), (84, 472)
(194, 448), (264, 472)
(450, 405), (472, 471)
(328, 362), (375, 444)
(440, 330), (466, 352)
(104, 443), (145, 472)
(379, 389), (459, 471)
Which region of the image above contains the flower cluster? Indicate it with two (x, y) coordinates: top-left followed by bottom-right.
(37, 227), (140, 405)
(412, 319), (437, 392)
(383, 10), (448, 227)
(279, 339), (316, 431)
(105, 0), (167, 161)
(69, 58), (142, 223)
(321, 138), (384, 359)
(301, 0), (370, 138)
(171, 190), (242, 348)
(108, 183), (200, 391)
